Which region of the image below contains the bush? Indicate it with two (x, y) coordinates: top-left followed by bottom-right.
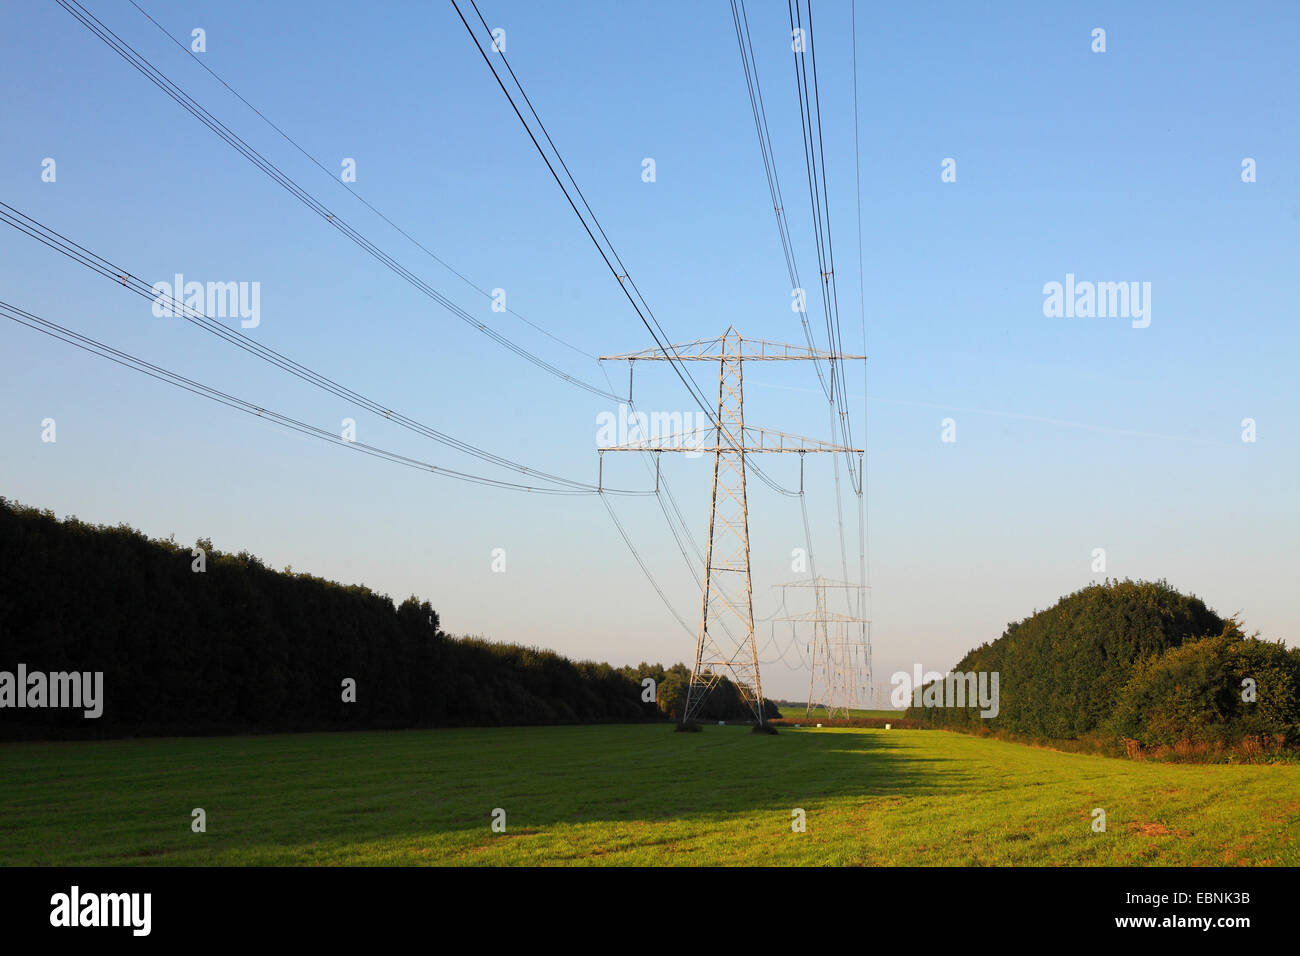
(1109, 625), (1300, 748)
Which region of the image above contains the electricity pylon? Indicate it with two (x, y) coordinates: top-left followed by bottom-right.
(772, 576), (870, 718)
(598, 328), (863, 725)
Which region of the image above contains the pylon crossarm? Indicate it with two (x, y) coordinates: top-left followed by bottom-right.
(600, 333), (864, 363)
(774, 576), (868, 589)
(774, 612), (870, 623)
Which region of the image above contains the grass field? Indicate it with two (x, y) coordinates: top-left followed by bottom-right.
(2, 724), (1297, 865)
(775, 706), (904, 720)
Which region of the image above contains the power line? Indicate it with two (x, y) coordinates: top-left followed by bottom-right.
(6, 292), (724, 651)
(0, 201), (648, 496)
(0, 297), (630, 496)
(786, 1), (863, 633)
(451, 0), (704, 396)
(787, 0), (857, 469)
(734, 1), (859, 615)
(731, 1), (863, 618)
(451, 0), (800, 500)
(122, 0), (602, 369)
(851, 0), (873, 675)
(730, 0), (830, 403)
(598, 493), (695, 638)
(2, 246), (717, 640)
(60, 0), (798, 499)
(52, 0), (622, 404)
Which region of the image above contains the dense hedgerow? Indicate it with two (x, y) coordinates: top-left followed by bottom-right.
(0, 498), (774, 739)
(906, 579), (1299, 755)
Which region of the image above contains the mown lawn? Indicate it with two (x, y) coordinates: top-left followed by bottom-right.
(1, 724), (1296, 865)
(776, 706), (905, 720)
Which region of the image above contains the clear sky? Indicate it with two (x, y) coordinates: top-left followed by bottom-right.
(2, 0), (1296, 702)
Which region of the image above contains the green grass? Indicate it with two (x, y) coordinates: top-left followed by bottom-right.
(776, 705), (904, 720)
(2, 724), (1296, 865)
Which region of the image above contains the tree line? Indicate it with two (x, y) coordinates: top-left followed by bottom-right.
(0, 497), (774, 739)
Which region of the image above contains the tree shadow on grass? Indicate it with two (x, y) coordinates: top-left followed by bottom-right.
(0, 724), (969, 864)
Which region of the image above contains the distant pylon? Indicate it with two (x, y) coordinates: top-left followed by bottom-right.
(772, 576), (870, 718)
(599, 328), (863, 725)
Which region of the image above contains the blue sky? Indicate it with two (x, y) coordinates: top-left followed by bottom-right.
(2, 0), (1296, 701)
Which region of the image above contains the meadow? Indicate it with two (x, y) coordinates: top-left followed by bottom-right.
(776, 706), (904, 720)
(1, 724), (1296, 865)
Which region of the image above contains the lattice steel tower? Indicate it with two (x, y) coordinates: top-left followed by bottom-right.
(772, 576), (871, 718)
(599, 328), (862, 725)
